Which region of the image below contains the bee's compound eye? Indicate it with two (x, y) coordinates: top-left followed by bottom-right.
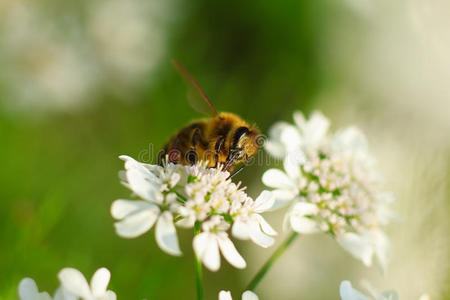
(233, 127), (250, 148)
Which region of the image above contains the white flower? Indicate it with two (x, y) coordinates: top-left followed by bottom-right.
(340, 280), (430, 300)
(232, 190), (277, 247)
(58, 268), (116, 300)
(193, 216), (246, 271)
(336, 229), (389, 270)
(286, 202), (321, 233)
(112, 156), (276, 269)
(264, 111), (329, 158)
(219, 290), (259, 300)
(18, 278), (73, 300)
(263, 111), (394, 269)
(87, 0), (170, 89)
(0, 2), (97, 114)
(340, 280), (400, 300)
(18, 278), (52, 300)
(111, 155), (182, 256)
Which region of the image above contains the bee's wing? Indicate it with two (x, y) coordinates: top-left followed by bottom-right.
(172, 60), (218, 117)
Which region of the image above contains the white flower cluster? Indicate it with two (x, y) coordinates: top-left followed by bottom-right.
(111, 156), (276, 271)
(18, 267), (115, 300)
(219, 290), (258, 300)
(263, 111), (395, 269)
(18, 266), (260, 300)
(339, 280), (430, 300)
(0, 0), (171, 114)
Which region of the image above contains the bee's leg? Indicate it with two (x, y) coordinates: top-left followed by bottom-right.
(214, 137), (225, 168)
(229, 154), (249, 179)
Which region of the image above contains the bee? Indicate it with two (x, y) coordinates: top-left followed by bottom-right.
(159, 61), (260, 175)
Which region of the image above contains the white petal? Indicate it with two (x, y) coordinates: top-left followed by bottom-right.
(193, 233), (220, 271)
(268, 121), (298, 149)
(305, 111), (330, 147)
(360, 280), (388, 300)
(282, 213), (291, 232)
(253, 191), (275, 212)
(242, 290), (259, 300)
(103, 290), (117, 300)
(255, 215), (277, 236)
(110, 199), (155, 220)
(18, 278), (39, 300)
(218, 291), (233, 300)
(155, 211), (182, 256)
(218, 235), (246, 269)
(331, 127), (367, 154)
(175, 214), (196, 228)
(53, 288), (64, 300)
(283, 152), (303, 179)
(262, 169), (294, 190)
(232, 220), (250, 240)
(114, 206), (159, 238)
(126, 168), (161, 202)
(370, 230), (390, 272)
(291, 202), (319, 216)
(53, 288), (76, 300)
(293, 111), (306, 130)
(271, 190), (297, 209)
(90, 268), (110, 297)
(39, 292), (52, 300)
(272, 189), (297, 202)
(290, 216), (321, 234)
(264, 140), (286, 159)
(248, 220), (274, 248)
(120, 155), (152, 173)
(381, 291), (399, 300)
(339, 281), (369, 300)
(337, 232), (374, 267)
(268, 121), (291, 138)
(58, 268), (91, 299)
(280, 124), (302, 151)
(418, 294), (431, 300)
(120, 156), (161, 182)
(118, 170), (127, 181)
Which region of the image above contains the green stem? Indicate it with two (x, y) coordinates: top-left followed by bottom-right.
(194, 222), (203, 300)
(175, 192), (187, 202)
(246, 232), (299, 291)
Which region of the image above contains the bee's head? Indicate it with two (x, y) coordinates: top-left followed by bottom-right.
(226, 126), (260, 168)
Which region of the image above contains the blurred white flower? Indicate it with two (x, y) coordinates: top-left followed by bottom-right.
(0, 0), (174, 113)
(88, 0), (170, 89)
(0, 2), (97, 113)
(340, 280), (431, 300)
(219, 290), (259, 300)
(18, 278), (52, 300)
(339, 280), (429, 300)
(18, 267), (116, 300)
(263, 111), (394, 269)
(58, 268), (116, 300)
(264, 111), (329, 159)
(112, 156), (276, 271)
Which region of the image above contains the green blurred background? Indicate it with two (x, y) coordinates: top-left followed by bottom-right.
(1, 0), (449, 299)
